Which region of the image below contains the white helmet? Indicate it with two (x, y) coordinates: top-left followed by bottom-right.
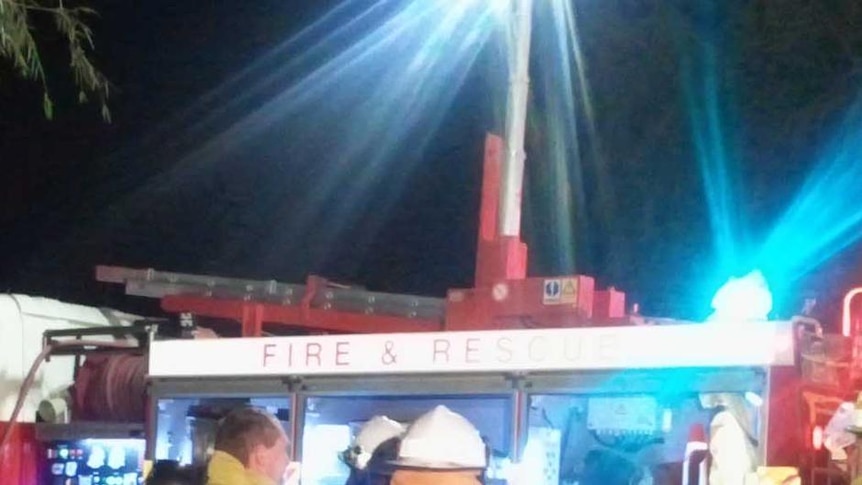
(344, 416), (406, 470)
(394, 405), (486, 470)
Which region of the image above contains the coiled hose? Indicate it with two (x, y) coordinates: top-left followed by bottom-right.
(74, 353), (148, 422)
(0, 340), (137, 457)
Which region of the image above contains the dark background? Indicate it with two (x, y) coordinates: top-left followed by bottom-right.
(2, 0), (861, 326)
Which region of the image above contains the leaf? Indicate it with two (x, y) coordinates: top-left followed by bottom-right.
(75, 6), (98, 17)
(43, 92), (53, 120)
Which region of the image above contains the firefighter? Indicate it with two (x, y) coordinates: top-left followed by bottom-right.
(342, 415), (406, 485)
(389, 405), (487, 485)
(700, 393), (757, 485)
(146, 460), (207, 485)
(206, 407), (292, 485)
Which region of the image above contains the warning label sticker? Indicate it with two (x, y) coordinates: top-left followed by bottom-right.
(543, 279), (561, 304)
(543, 278), (578, 305)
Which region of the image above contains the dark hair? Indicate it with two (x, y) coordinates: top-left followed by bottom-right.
(146, 460), (207, 485)
(214, 406), (284, 465)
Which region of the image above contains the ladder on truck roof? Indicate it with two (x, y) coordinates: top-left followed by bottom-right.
(96, 265), (445, 336)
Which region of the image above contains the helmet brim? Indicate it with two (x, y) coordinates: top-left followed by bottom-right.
(389, 457), (485, 471)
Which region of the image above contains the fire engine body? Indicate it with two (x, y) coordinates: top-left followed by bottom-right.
(144, 316), (796, 442)
(0, 272), (829, 485)
(0, 133), (825, 485)
(83, 126), (810, 484)
(3, 0), (856, 480)
(0, 133), (844, 485)
(106, 262), (800, 485)
(0, 295), (141, 484)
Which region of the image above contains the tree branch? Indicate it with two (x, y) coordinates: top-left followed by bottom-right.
(0, 0), (110, 120)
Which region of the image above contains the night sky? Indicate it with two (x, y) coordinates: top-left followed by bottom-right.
(2, 0), (861, 325)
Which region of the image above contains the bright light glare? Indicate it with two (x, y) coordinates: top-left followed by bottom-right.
(684, 42), (744, 276)
(113, 0), (506, 274)
(458, 0), (512, 14)
(709, 270), (773, 321)
(757, 98), (862, 282)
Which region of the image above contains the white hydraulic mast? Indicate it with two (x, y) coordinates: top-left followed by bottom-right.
(498, 0), (534, 238)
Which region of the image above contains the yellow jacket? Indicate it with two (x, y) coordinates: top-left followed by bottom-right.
(207, 451), (277, 485)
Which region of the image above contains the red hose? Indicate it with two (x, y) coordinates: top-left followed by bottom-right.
(0, 340), (136, 457)
(74, 353), (148, 422)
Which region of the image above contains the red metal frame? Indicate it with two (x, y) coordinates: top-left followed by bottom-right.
(161, 295), (440, 336)
(0, 422), (39, 485)
(161, 271), (441, 336)
(767, 366), (805, 466)
(474, 134), (528, 287)
(445, 134), (626, 331)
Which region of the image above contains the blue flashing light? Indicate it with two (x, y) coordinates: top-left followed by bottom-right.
(709, 270), (773, 322)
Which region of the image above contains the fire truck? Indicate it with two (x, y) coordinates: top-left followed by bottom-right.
(2, 1), (861, 483)
(0, 250), (849, 485)
(0, 131), (860, 482)
(2, 134), (858, 485)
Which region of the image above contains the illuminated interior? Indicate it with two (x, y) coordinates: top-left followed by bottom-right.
(149, 370), (767, 484)
(43, 438), (146, 485)
(300, 394), (513, 485)
(154, 396), (290, 466)
(524, 392), (761, 485)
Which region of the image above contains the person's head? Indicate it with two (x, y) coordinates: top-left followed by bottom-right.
(146, 460), (207, 485)
(214, 407), (291, 483)
(393, 405), (486, 473)
(343, 416), (406, 485)
(345, 436), (402, 485)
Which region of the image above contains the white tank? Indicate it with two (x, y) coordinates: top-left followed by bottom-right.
(0, 294), (138, 422)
